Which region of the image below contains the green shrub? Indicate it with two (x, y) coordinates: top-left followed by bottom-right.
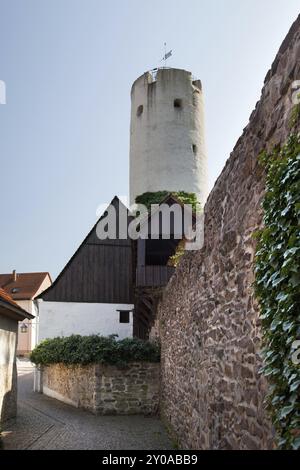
(135, 191), (169, 209)
(254, 134), (300, 449)
(135, 191), (201, 213)
(30, 335), (160, 367)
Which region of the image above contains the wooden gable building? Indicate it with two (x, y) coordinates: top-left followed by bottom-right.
(37, 194), (193, 341)
(37, 197), (135, 341)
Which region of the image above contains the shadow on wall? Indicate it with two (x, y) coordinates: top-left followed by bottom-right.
(0, 382), (17, 424)
(0, 330), (18, 424)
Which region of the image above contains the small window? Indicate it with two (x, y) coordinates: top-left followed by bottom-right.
(11, 287), (20, 293)
(192, 144), (197, 155)
(137, 105), (143, 116)
(119, 310), (130, 323)
(174, 98), (182, 109)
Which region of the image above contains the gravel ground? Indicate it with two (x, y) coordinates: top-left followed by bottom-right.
(2, 359), (173, 450)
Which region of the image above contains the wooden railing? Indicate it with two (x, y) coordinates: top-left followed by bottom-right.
(136, 265), (175, 287)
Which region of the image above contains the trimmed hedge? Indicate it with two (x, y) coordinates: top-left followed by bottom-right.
(30, 335), (160, 367)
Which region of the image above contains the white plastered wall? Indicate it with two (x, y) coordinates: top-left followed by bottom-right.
(37, 300), (134, 342)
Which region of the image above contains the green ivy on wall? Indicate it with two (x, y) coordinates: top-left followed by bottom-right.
(167, 239), (186, 267)
(290, 93), (300, 129)
(254, 133), (300, 450)
(290, 103), (300, 129)
(135, 191), (201, 213)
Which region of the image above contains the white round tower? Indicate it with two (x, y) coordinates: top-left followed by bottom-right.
(129, 68), (208, 206)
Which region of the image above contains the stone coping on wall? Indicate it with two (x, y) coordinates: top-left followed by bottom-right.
(39, 362), (160, 416)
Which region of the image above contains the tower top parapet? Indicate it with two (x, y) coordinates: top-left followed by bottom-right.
(131, 68), (202, 95)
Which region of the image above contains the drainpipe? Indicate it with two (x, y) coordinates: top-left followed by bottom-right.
(33, 299), (42, 393)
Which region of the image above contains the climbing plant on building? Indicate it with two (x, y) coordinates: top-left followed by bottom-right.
(254, 133), (300, 450)
(289, 99), (300, 129)
(135, 191), (201, 214)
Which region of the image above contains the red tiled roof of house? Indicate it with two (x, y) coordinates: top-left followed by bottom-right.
(0, 287), (34, 319)
(0, 287), (20, 308)
(0, 272), (51, 300)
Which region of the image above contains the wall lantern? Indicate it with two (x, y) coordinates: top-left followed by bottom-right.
(20, 323), (28, 333)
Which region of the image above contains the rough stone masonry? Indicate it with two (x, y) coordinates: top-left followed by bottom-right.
(41, 362), (160, 415)
(154, 15), (300, 450)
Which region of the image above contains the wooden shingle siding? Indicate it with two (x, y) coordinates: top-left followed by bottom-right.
(42, 243), (133, 303)
(136, 266), (175, 287)
(40, 197), (134, 304)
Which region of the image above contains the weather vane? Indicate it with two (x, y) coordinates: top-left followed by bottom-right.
(161, 43), (172, 67)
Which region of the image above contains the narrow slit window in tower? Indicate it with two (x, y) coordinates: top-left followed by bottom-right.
(137, 105), (143, 116)
(174, 98), (182, 109)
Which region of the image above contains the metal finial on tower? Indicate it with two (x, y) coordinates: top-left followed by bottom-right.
(161, 43), (172, 67)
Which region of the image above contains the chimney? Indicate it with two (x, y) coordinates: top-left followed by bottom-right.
(12, 270), (17, 282)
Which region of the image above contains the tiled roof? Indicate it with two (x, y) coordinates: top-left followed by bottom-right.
(0, 287), (33, 319)
(0, 287), (21, 308)
(0, 272), (51, 300)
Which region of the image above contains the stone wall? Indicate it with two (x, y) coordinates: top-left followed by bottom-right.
(156, 16), (300, 450)
(40, 362), (160, 415)
(0, 316), (18, 423)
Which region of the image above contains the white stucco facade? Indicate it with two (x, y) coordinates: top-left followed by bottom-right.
(16, 275), (51, 355)
(129, 68), (208, 205)
(16, 300), (36, 354)
(37, 301), (134, 341)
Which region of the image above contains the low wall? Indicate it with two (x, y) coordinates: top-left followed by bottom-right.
(40, 362), (160, 415)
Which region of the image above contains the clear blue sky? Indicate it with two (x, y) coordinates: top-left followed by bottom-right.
(0, 0), (299, 279)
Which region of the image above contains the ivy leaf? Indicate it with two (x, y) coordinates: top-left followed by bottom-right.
(278, 437), (287, 448)
(276, 292), (289, 303)
(282, 321), (295, 332)
(284, 247), (299, 258)
(280, 405), (294, 419)
(281, 206), (290, 217)
(290, 380), (300, 392)
(273, 275), (287, 287)
(292, 438), (300, 450)
(288, 373), (298, 384)
(270, 317), (282, 331)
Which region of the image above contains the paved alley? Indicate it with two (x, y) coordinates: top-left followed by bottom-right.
(2, 359), (173, 450)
